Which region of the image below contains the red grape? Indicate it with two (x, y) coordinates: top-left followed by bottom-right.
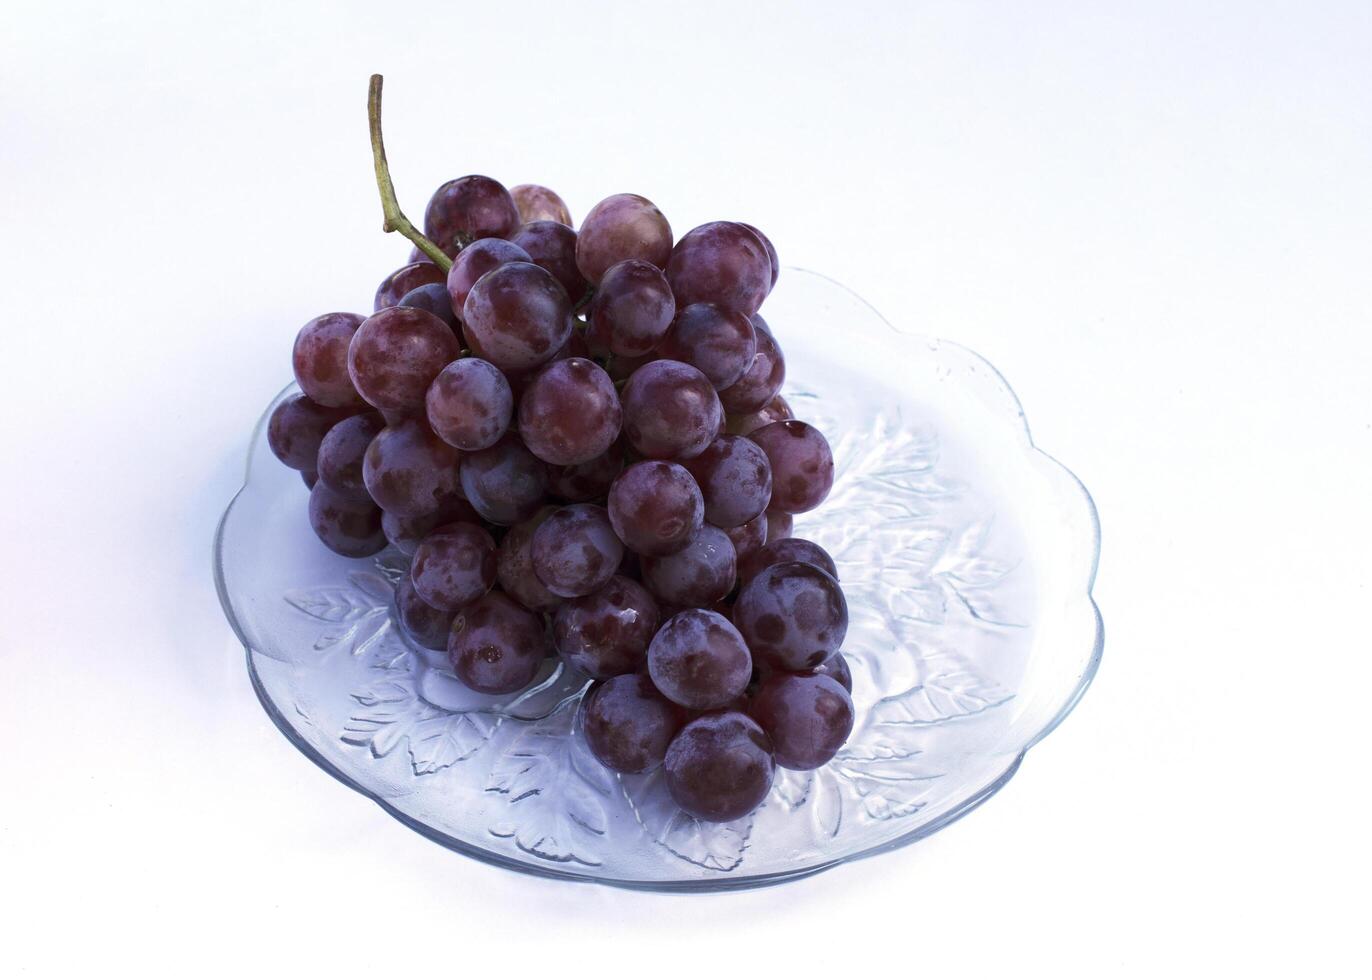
(640, 524), (737, 606)
(739, 536), (838, 585)
(733, 561), (847, 671)
(726, 393), (792, 436)
(748, 672), (853, 770)
(397, 282), (460, 335)
(423, 176), (520, 257)
(663, 711), (775, 822)
(620, 360), (722, 460)
(587, 259), (676, 356)
(647, 609), (752, 710)
(811, 652), (853, 693)
(381, 493), (480, 556)
(411, 522), (498, 611)
(658, 303), (758, 390)
(348, 307), (462, 414)
(723, 512), (768, 567)
(362, 418), (461, 517)
(511, 183), (573, 226)
(681, 434), (772, 528)
(738, 222), (779, 288)
(495, 506), (561, 613)
(374, 261), (446, 311)
(447, 592), (548, 694)
(307, 482), (386, 557)
(531, 504), (624, 598)
(606, 460), (703, 556)
(268, 395), (355, 471)
(546, 440), (624, 502)
(292, 312), (366, 408)
(665, 221), (772, 316)
(718, 315), (785, 414)
(575, 193), (673, 284)
(425, 357), (514, 451)
(512, 220), (588, 302)
(395, 574), (454, 651)
(460, 435), (549, 525)
(553, 575), (661, 679)
(579, 673), (683, 774)
(316, 412), (383, 500)
(748, 420), (834, 514)
(517, 357), (622, 465)
(445, 238), (532, 318)
(462, 262), (573, 373)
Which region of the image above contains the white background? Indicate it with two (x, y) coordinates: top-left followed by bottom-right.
(3, 1), (1369, 975)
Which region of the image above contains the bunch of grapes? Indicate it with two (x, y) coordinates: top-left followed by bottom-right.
(267, 81), (854, 822)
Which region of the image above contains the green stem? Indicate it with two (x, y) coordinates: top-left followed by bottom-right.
(368, 75), (452, 271)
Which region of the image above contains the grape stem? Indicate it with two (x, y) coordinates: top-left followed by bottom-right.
(367, 75), (453, 271)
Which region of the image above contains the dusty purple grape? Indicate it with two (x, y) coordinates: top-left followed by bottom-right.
(268, 395), (355, 471)
(554, 575), (660, 679)
(423, 176), (520, 257)
(607, 460), (704, 557)
(447, 592), (548, 694)
(719, 315), (785, 414)
(733, 561), (847, 671)
(748, 420), (834, 514)
(361, 418), (461, 517)
(810, 652), (853, 694)
(575, 193), (673, 283)
(460, 435), (549, 525)
(620, 359), (722, 460)
(640, 524), (737, 607)
(462, 262), (573, 373)
(658, 303), (758, 390)
(411, 522), (498, 611)
(426, 357), (514, 452)
(382, 493), (481, 556)
(663, 711), (775, 822)
(292, 312), (367, 408)
(587, 259), (676, 356)
(726, 394), (792, 436)
(511, 183), (573, 226)
(348, 307), (462, 414)
(531, 503), (624, 598)
(738, 536), (838, 585)
(444, 238), (532, 318)
(307, 482), (386, 557)
(512, 220), (588, 302)
(723, 512), (768, 567)
(648, 609), (752, 711)
(749, 671), (853, 770)
(580, 673), (683, 774)
(495, 506), (561, 612)
(397, 282), (460, 334)
(738, 222), (779, 288)
(682, 434), (772, 528)
(395, 574), (454, 651)
(518, 357), (621, 466)
(665, 221), (772, 316)
(546, 440), (624, 502)
(374, 261), (446, 311)
(316, 412), (383, 500)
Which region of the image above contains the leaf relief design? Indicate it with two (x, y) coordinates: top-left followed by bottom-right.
(621, 766), (754, 872)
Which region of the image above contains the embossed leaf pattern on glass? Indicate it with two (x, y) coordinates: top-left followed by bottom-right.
(621, 767), (754, 872)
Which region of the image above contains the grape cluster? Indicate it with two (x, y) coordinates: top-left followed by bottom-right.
(269, 175), (853, 823)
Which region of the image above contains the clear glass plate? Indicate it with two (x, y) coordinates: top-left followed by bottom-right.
(215, 269), (1102, 891)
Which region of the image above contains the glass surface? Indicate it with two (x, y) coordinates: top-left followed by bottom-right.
(215, 269), (1102, 890)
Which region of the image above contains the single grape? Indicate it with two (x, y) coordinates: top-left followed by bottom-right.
(460, 435), (550, 525)
(587, 259), (676, 356)
(395, 574), (454, 651)
(425, 357), (514, 451)
(382, 493), (480, 556)
(517, 357), (621, 465)
(545, 440), (624, 502)
(316, 412), (384, 500)
(737, 222), (779, 288)
(607, 460), (703, 556)
(657, 303), (758, 390)
(511, 183), (573, 226)
(723, 512), (768, 567)
(663, 711), (775, 822)
(749, 672), (853, 770)
(726, 394), (792, 435)
(444, 238), (532, 319)
(579, 673), (683, 774)
(407, 244), (432, 265)
(374, 261), (446, 311)
(733, 561), (847, 671)
(361, 418), (461, 517)
(411, 522), (498, 611)
(307, 482), (386, 557)
(640, 524), (737, 606)
(647, 609), (752, 711)
(495, 506), (561, 612)
(267, 395), (355, 471)
(531, 504), (624, 598)
(423, 176), (520, 257)
(748, 419), (834, 514)
(665, 221), (772, 316)
(292, 312), (366, 408)
(348, 307), (462, 414)
(397, 282), (459, 334)
(681, 434), (772, 528)
(765, 509), (793, 542)
(462, 262), (573, 373)
(810, 652), (853, 693)
(575, 193), (673, 284)
(512, 220), (588, 302)
(620, 360), (722, 460)
(447, 591), (548, 694)
(739, 536), (838, 584)
(554, 575), (661, 679)
(718, 315), (785, 414)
